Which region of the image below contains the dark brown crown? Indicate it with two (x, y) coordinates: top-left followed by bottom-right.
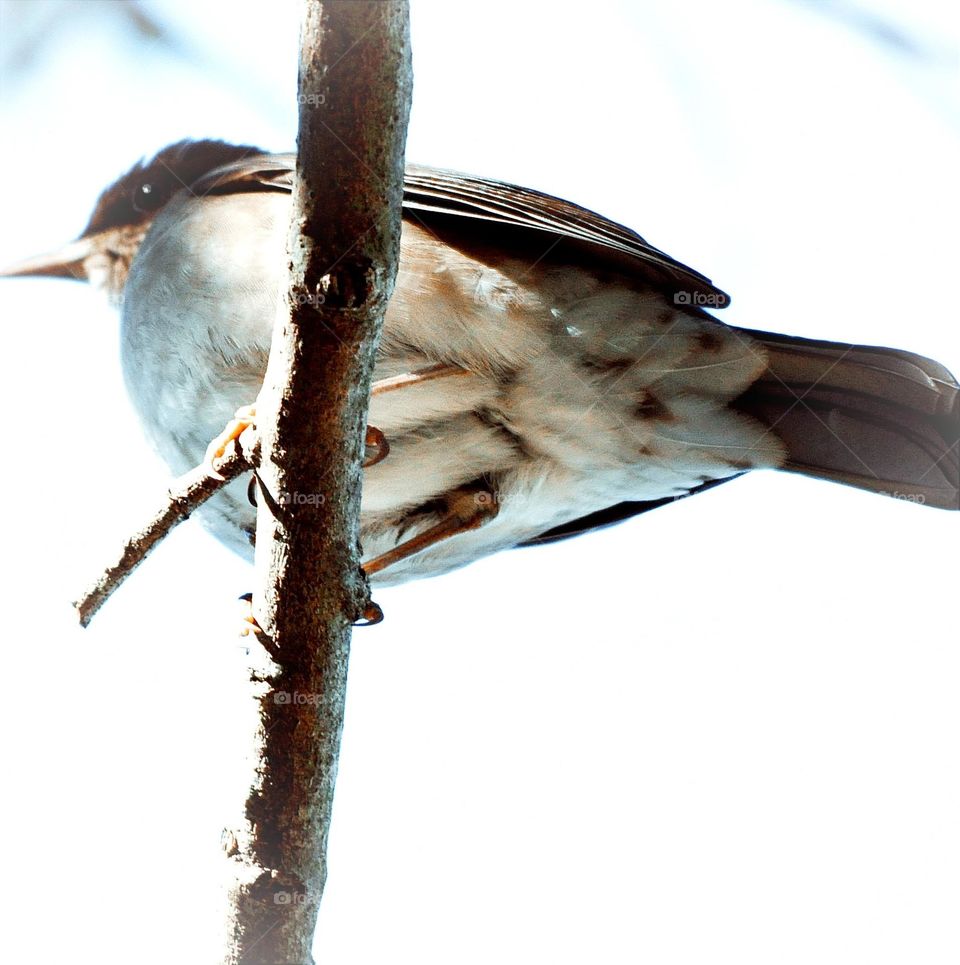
(81, 139), (265, 238)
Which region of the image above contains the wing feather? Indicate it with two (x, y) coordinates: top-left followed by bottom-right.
(192, 154), (728, 303)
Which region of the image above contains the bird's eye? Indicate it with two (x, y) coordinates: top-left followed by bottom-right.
(132, 182), (162, 214)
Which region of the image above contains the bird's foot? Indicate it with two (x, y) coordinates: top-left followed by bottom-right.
(363, 484), (499, 577)
(354, 601), (385, 626)
(238, 592), (262, 638)
(239, 592), (383, 636)
(363, 425), (390, 467)
(207, 405), (386, 477)
(206, 404), (257, 479)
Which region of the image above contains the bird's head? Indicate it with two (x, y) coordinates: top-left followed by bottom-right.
(0, 139), (264, 303)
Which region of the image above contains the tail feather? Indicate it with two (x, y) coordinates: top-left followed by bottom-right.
(731, 327), (960, 511)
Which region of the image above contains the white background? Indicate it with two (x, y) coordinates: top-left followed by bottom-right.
(0, 1), (957, 962)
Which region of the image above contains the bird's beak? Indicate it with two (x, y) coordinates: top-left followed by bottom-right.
(0, 236), (96, 281)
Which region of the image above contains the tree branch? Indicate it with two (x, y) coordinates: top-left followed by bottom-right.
(73, 437), (255, 628)
(220, 2), (412, 962)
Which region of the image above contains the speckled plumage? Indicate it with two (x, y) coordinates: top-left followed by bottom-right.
(121, 186), (783, 583)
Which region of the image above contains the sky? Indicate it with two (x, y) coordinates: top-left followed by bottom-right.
(0, 1), (958, 962)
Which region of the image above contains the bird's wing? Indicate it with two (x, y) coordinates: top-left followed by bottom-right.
(191, 152), (296, 195)
(401, 164), (727, 301)
(193, 154), (728, 304)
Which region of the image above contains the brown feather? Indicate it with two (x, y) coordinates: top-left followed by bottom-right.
(731, 328), (960, 510)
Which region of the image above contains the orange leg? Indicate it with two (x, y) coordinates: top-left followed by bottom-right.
(363, 486), (499, 577)
(370, 362), (471, 397)
(205, 404), (258, 479)
(207, 365), (469, 479)
(363, 425), (390, 467)
(236, 487), (497, 635)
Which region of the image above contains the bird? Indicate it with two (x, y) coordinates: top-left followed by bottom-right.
(2, 139), (957, 585)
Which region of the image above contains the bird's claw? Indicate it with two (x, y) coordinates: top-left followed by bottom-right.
(363, 425), (390, 468)
(241, 592), (382, 633)
(353, 601), (385, 626)
(206, 404), (257, 479)
(207, 407), (381, 478)
(238, 591), (263, 638)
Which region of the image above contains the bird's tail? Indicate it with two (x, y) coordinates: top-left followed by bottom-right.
(730, 327), (960, 510)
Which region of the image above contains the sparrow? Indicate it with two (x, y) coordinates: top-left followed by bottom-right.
(3, 140), (958, 585)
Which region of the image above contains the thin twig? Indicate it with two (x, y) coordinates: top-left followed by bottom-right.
(73, 437), (254, 628)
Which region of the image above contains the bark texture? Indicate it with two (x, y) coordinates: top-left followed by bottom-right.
(221, 2), (412, 962)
